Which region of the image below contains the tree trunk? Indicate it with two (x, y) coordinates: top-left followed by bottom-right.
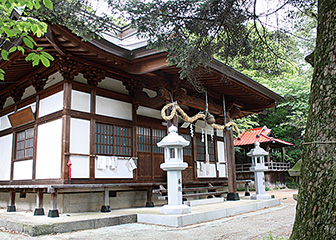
(290, 0), (336, 239)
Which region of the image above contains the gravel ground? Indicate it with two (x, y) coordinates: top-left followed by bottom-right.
(0, 189), (298, 240)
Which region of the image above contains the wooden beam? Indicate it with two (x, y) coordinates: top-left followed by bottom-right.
(45, 25), (67, 56)
(127, 53), (168, 75)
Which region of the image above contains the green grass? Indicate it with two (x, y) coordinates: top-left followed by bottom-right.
(261, 232), (288, 240)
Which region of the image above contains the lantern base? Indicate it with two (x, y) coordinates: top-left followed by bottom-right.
(160, 204), (191, 215)
(227, 192), (240, 201)
(251, 194), (271, 200)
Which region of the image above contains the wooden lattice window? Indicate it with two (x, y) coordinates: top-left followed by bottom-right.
(196, 136), (205, 161)
(181, 134), (192, 156)
(95, 123), (131, 156)
(114, 126), (132, 156)
(152, 129), (166, 153)
(15, 128), (34, 160)
(196, 135), (215, 161)
(136, 126), (151, 152)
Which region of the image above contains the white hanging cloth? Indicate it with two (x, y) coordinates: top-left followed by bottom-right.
(126, 158), (137, 172)
(97, 156), (107, 170)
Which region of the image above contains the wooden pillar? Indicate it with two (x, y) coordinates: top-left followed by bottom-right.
(226, 127), (240, 201)
(7, 191), (16, 212)
(266, 145), (271, 163)
(48, 189), (59, 218)
(34, 191), (45, 215)
(101, 189), (111, 212)
(146, 188), (154, 207)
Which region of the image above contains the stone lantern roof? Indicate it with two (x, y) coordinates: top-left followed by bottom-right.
(247, 142), (269, 157)
(157, 126), (190, 148)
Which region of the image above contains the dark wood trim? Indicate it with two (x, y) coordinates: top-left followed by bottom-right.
(0, 128), (13, 138)
(10, 130), (16, 181)
(72, 82), (92, 94)
(37, 110), (63, 125)
(39, 81), (64, 100)
(90, 119), (96, 180)
(96, 87), (132, 103)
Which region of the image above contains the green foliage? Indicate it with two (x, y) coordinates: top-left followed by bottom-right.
(262, 232), (287, 240)
(109, 0), (253, 91)
(0, 0), (53, 79)
(286, 178), (299, 189)
(0, 0), (117, 80)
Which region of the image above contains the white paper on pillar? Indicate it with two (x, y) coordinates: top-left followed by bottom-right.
(217, 141), (226, 163)
(39, 91), (63, 117)
(95, 156), (133, 178)
(71, 90), (90, 113)
(197, 163), (217, 178)
(36, 119), (62, 179)
(70, 118), (90, 154)
(96, 95), (132, 120)
(70, 156), (90, 178)
(0, 134), (13, 180)
(13, 160), (33, 180)
(217, 163), (227, 178)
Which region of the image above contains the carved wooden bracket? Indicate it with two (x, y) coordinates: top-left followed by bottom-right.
(83, 66), (106, 86)
(57, 58), (82, 81)
(9, 86), (24, 103)
(123, 79), (144, 97)
(30, 75), (47, 92)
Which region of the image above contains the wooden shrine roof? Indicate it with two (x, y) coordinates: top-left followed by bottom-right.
(0, 23), (282, 119)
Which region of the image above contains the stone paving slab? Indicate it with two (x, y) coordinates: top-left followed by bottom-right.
(0, 197), (280, 236)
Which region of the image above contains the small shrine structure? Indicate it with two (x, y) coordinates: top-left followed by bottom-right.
(234, 126), (294, 187)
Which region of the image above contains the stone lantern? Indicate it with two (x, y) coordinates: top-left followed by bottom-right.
(247, 142), (271, 200)
(157, 125), (191, 214)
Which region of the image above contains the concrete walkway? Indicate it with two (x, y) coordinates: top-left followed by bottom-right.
(0, 189), (298, 239)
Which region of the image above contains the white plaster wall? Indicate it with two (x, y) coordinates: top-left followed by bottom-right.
(136, 106), (162, 120)
(197, 162), (217, 178)
(216, 129), (224, 137)
(3, 96), (14, 109)
(73, 73), (87, 84)
(0, 134), (13, 180)
(39, 91), (64, 117)
(44, 72), (63, 89)
(22, 85), (36, 100)
(70, 118), (90, 154)
(18, 103), (36, 114)
(13, 160), (33, 180)
(71, 90), (91, 113)
(143, 88), (157, 98)
(95, 157), (134, 179)
(96, 96), (132, 120)
(36, 119), (62, 179)
(70, 156), (90, 178)
(98, 77), (129, 94)
(217, 163), (227, 178)
(217, 141), (225, 163)
(69, 118), (90, 178)
(0, 113), (13, 131)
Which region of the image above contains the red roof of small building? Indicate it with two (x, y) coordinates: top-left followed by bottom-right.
(234, 126), (294, 147)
